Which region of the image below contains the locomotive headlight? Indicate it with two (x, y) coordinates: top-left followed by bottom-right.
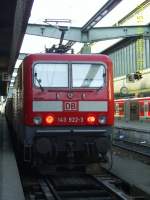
(45, 115), (54, 124)
(33, 116), (42, 125)
(98, 115), (106, 124)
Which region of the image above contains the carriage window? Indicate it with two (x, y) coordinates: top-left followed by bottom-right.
(144, 104), (148, 112)
(72, 64), (105, 88)
(139, 103), (144, 112)
(34, 63), (68, 87)
(148, 103), (150, 112)
(119, 104), (124, 112)
(115, 103), (119, 113)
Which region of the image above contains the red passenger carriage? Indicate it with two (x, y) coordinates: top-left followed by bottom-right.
(115, 97), (150, 121)
(6, 53), (114, 167)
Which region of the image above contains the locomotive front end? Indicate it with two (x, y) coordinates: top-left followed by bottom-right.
(22, 54), (114, 166)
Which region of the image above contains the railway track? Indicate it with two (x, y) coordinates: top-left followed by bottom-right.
(23, 172), (148, 200)
(113, 125), (150, 159)
(21, 126), (150, 200)
(113, 140), (150, 158)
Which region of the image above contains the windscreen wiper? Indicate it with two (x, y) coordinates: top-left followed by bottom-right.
(34, 73), (44, 92)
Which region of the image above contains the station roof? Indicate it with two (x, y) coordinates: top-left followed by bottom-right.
(0, 0), (149, 96)
(0, 0), (148, 73)
(19, 0), (149, 56)
(0, 0), (34, 74)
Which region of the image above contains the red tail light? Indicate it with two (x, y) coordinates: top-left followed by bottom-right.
(45, 115), (54, 124)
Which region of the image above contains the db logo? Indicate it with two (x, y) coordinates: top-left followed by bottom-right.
(64, 102), (77, 111)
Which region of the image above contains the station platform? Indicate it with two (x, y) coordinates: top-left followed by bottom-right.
(0, 115), (25, 200)
(114, 119), (150, 146)
(110, 119), (150, 196)
(110, 154), (150, 196)
(115, 119), (150, 133)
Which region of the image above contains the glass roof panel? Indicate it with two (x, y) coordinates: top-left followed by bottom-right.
(12, 0), (149, 86)
(29, 0), (108, 26)
(20, 0), (149, 54)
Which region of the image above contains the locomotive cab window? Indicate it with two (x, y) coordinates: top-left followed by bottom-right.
(34, 63), (68, 87)
(72, 64), (105, 88)
(33, 62), (105, 89)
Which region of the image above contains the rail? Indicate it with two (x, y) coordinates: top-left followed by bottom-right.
(23, 173), (148, 200)
(113, 140), (150, 157)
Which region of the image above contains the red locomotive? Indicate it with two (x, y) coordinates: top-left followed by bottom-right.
(6, 53), (114, 167)
(115, 97), (150, 121)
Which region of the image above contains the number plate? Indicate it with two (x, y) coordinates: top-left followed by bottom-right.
(64, 102), (78, 111)
(57, 116), (84, 123)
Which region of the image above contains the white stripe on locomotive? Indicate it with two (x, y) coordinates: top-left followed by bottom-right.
(33, 101), (108, 112)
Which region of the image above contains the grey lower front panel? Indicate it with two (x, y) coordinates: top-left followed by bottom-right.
(23, 126), (112, 144)
(22, 126), (113, 164)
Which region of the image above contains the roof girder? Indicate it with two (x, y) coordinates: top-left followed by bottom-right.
(26, 24), (150, 43)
